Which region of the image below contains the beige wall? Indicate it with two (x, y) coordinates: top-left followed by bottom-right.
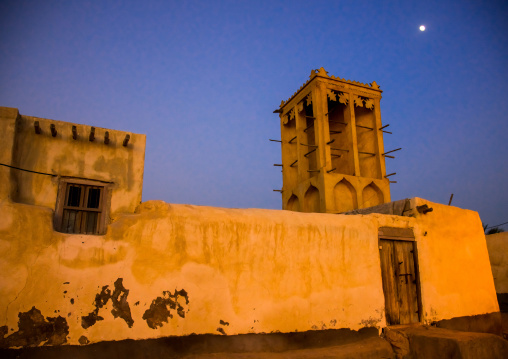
(0, 107), (19, 199)
(0, 107), (146, 218)
(486, 232), (508, 294)
(0, 197), (498, 347)
(410, 198), (499, 322)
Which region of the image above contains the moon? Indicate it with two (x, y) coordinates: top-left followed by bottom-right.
(419, 25), (426, 31)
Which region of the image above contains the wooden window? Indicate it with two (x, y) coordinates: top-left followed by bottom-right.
(54, 179), (110, 235)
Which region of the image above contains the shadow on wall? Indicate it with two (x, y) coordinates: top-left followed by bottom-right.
(362, 182), (383, 208)
(304, 185), (320, 212)
(334, 179), (357, 213)
(287, 194), (300, 211)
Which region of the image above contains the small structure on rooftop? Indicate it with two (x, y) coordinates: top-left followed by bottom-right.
(275, 68), (394, 213)
(0, 106), (146, 235)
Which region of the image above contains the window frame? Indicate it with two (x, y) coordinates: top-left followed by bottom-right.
(54, 178), (112, 235)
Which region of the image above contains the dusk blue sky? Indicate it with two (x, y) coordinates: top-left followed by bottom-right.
(1, 0), (507, 229)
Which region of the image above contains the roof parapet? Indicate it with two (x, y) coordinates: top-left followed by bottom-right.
(279, 67), (381, 109)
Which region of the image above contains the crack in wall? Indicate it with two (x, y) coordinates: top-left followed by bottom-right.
(4, 240), (53, 323)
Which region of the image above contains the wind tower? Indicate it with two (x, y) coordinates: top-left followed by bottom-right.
(274, 68), (395, 213)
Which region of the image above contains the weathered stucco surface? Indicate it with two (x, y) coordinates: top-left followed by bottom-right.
(486, 232), (508, 294)
(0, 197), (499, 348)
(0, 107), (18, 200)
(0, 107), (146, 218)
(410, 198), (499, 322)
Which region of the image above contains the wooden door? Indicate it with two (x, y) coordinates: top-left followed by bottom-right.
(379, 239), (420, 325)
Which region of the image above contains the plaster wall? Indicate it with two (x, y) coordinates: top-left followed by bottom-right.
(0, 107), (19, 199)
(486, 232), (508, 294)
(0, 107), (146, 217)
(0, 197), (499, 348)
(410, 198), (499, 322)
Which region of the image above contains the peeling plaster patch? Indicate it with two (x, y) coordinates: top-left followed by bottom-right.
(81, 278), (134, 329)
(219, 320), (229, 326)
(427, 308), (439, 323)
(78, 336), (89, 345)
(216, 327), (227, 335)
(358, 308), (383, 329)
(142, 289), (189, 329)
(110, 278), (134, 327)
(0, 326), (8, 339)
(359, 317), (381, 328)
(0, 307), (69, 348)
(81, 285), (109, 329)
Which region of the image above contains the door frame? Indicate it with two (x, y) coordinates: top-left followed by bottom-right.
(378, 227), (423, 325)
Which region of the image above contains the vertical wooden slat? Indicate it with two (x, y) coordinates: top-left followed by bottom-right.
(75, 211), (82, 233)
(380, 240), (399, 325)
(97, 187), (104, 234)
(92, 212), (98, 234)
(394, 241), (411, 324)
(406, 243), (420, 323)
(81, 185), (88, 208)
(85, 212), (92, 234)
(391, 241), (401, 325)
(65, 185), (71, 207)
(85, 212), (98, 234)
(67, 210), (76, 233)
(97, 186), (103, 210)
(88, 186), (100, 233)
(79, 185), (88, 233)
(62, 210), (70, 232)
(61, 185), (72, 232)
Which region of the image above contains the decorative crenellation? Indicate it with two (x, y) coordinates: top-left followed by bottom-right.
(279, 67), (380, 109)
(281, 79), (314, 110)
(31, 120), (132, 147)
(282, 108), (296, 125)
(326, 89), (348, 105)
(365, 98), (374, 110)
(326, 89), (336, 101)
(305, 93), (312, 106)
(297, 102), (304, 114)
(354, 95), (363, 108)
(283, 93), (313, 124)
(353, 95), (374, 110)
